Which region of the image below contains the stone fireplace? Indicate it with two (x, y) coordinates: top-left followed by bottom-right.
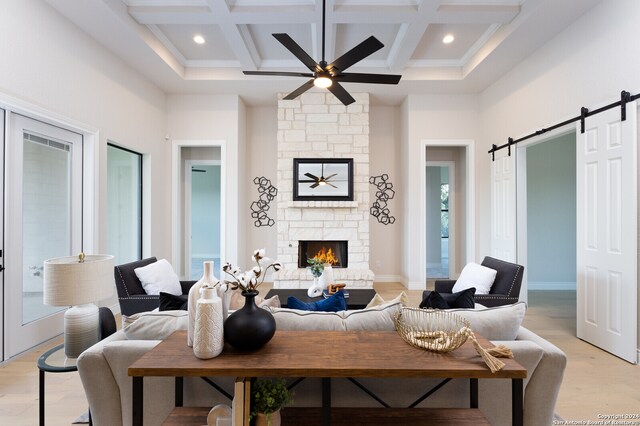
(273, 92), (374, 288)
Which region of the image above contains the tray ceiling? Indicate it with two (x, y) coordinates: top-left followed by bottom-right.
(45, 0), (602, 105)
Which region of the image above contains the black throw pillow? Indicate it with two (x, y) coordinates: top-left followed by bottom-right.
(159, 292), (188, 311)
(419, 291), (450, 309)
(419, 287), (476, 309)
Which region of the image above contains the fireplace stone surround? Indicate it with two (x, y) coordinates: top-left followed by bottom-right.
(272, 92), (375, 289)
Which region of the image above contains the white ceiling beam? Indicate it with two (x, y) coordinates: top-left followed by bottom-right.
(205, 0), (260, 70)
(386, 1), (437, 73)
(432, 4), (520, 24)
(128, 6), (215, 24)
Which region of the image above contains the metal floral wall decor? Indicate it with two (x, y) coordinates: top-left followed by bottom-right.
(369, 174), (396, 225)
(250, 176), (278, 227)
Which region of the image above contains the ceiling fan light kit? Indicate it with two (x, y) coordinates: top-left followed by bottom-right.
(243, 0), (401, 105)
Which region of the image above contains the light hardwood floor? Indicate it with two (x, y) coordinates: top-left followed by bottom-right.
(0, 284), (638, 425)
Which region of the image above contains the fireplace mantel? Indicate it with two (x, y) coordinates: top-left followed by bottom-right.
(287, 201), (359, 208)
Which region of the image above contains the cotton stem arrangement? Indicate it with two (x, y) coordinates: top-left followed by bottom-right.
(222, 249), (282, 293)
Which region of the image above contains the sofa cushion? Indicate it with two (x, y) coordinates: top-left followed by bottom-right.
(123, 310), (188, 340)
(365, 291), (408, 308)
(449, 301), (526, 341)
(452, 262), (497, 294)
(134, 258), (182, 296)
(268, 302), (401, 332)
(287, 290), (347, 312)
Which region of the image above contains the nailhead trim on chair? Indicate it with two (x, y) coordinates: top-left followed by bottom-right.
(506, 265), (522, 297)
(115, 266), (131, 297)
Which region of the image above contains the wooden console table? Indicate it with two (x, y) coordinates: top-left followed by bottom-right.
(128, 330), (526, 426)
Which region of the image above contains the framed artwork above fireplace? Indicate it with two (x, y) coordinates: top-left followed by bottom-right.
(293, 158), (354, 201)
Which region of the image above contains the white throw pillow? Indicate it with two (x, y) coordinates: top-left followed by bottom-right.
(448, 302), (527, 341)
(134, 259), (182, 296)
(452, 262), (497, 294)
(365, 291), (409, 309)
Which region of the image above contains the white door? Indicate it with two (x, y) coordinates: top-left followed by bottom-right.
(576, 102), (637, 363)
(4, 113), (83, 358)
(491, 149), (517, 262)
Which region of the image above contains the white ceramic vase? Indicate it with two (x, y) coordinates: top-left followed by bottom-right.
(307, 277), (322, 297)
(188, 260), (218, 347)
(193, 287), (224, 359)
(318, 263), (334, 290)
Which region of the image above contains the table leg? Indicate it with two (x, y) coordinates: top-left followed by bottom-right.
(470, 378), (478, 408)
(39, 369), (44, 426)
(322, 378), (331, 426)
(132, 376), (143, 426)
(175, 377), (183, 407)
(512, 378), (523, 426)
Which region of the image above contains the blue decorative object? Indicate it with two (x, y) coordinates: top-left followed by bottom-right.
(369, 174), (396, 225)
(287, 290), (347, 312)
(251, 176), (277, 227)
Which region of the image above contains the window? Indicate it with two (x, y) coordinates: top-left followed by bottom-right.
(441, 183), (449, 238)
(107, 144), (142, 265)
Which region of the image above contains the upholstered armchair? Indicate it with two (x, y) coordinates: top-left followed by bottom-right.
(424, 256), (524, 308)
(114, 257), (196, 316)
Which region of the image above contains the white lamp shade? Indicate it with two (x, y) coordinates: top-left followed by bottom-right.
(43, 254), (114, 306)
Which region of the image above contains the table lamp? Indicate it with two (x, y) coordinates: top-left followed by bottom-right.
(43, 253), (114, 358)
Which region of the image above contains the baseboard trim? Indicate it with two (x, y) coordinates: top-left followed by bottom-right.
(527, 281), (576, 290)
(374, 275), (405, 283)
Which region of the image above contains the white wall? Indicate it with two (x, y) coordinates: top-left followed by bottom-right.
(479, 0), (640, 353)
(166, 94), (243, 268)
(369, 105), (403, 281)
(245, 106), (278, 262)
(0, 0), (167, 309)
(403, 95), (481, 288)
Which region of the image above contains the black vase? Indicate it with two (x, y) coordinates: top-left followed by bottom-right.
(224, 290), (276, 351)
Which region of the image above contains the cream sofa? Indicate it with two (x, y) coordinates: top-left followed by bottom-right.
(77, 302), (566, 426)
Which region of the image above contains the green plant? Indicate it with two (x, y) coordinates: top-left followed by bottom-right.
(250, 378), (293, 423)
(307, 257), (324, 278)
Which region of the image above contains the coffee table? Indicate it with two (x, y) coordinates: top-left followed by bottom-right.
(265, 288), (376, 309)
(129, 330), (526, 426)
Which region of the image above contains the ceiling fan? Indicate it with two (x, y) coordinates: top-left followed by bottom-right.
(299, 164), (339, 188)
(243, 0), (401, 105)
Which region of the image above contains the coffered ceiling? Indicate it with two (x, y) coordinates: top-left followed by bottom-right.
(45, 0), (601, 105)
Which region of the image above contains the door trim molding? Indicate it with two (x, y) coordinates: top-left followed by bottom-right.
(171, 140), (228, 279)
(420, 139), (475, 289)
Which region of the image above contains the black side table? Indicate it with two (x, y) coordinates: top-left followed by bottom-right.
(37, 343), (90, 426)
(266, 288), (376, 309)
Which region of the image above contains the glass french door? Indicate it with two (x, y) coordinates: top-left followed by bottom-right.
(3, 113), (83, 359)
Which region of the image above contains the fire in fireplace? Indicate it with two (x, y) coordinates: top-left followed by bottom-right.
(298, 240), (348, 268)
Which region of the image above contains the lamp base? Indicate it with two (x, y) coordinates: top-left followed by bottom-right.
(64, 304), (99, 358)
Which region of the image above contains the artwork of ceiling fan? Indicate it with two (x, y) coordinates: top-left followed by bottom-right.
(243, 0), (401, 105)
(299, 163), (339, 188)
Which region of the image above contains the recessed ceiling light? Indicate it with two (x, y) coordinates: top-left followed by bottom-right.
(442, 34), (455, 44)
(193, 35), (205, 44)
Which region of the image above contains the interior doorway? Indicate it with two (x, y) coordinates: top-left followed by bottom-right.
(185, 162), (221, 280)
(526, 132), (577, 291)
(172, 141), (225, 281)
(421, 140), (475, 286)
(426, 162), (454, 279)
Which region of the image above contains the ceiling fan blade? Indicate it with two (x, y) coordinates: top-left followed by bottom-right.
(243, 71), (314, 78)
(284, 79), (315, 100)
(299, 180), (317, 183)
(327, 36), (384, 73)
(326, 182), (338, 189)
(324, 173), (338, 180)
(335, 72), (401, 85)
(273, 33), (321, 72)
(304, 172), (319, 180)
(327, 81), (356, 106)
(310, 182), (320, 189)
